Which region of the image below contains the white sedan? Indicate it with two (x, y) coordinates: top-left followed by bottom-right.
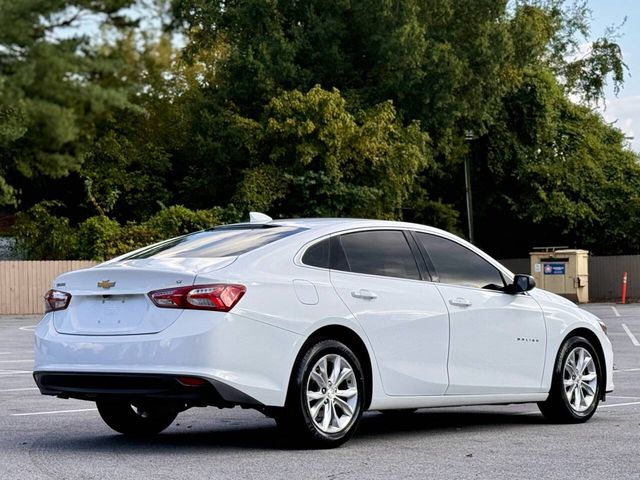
(34, 215), (613, 447)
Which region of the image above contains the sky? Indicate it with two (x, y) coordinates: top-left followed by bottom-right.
(588, 0), (640, 151)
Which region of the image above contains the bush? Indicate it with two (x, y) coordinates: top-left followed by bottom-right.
(145, 205), (222, 238)
(14, 202), (78, 260)
(76, 216), (122, 260)
(14, 202), (244, 261)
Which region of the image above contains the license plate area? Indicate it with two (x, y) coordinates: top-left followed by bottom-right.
(97, 295), (128, 328)
(52, 293), (177, 335)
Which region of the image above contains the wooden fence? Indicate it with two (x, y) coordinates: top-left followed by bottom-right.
(0, 261), (97, 315)
(1, 255), (639, 314)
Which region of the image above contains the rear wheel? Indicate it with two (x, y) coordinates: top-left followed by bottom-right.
(538, 336), (602, 423)
(97, 401), (178, 436)
(277, 339), (365, 448)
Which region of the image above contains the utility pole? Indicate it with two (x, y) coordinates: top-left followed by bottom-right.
(464, 130), (475, 244)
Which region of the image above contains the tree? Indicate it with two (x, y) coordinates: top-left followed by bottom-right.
(0, 0), (145, 206)
(472, 67), (640, 256)
(4, 0), (637, 259)
(233, 85), (431, 219)
(171, 0), (628, 236)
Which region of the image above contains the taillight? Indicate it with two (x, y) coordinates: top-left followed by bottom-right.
(44, 289), (72, 313)
(148, 284), (246, 312)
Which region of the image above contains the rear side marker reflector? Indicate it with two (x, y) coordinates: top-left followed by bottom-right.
(176, 377), (208, 387)
(44, 289), (72, 313)
(148, 284), (246, 312)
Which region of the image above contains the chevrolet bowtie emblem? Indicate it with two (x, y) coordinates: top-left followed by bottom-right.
(97, 280), (116, 289)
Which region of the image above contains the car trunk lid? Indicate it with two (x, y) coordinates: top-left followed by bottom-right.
(52, 257), (235, 336)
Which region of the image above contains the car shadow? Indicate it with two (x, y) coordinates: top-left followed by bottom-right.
(33, 408), (549, 452)
(356, 409), (545, 440)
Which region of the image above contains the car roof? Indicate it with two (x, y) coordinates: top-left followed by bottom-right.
(224, 217), (514, 279)
(220, 217), (460, 241)
(238, 217), (440, 231)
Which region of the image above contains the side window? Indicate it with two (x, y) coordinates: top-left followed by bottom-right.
(337, 230), (420, 280)
(415, 233), (504, 289)
(301, 238), (330, 268)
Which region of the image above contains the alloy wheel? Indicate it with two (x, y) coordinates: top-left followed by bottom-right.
(306, 354), (359, 434)
(563, 346), (598, 413)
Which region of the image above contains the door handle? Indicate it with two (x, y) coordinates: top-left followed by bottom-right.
(351, 289), (378, 300)
(449, 297), (472, 307)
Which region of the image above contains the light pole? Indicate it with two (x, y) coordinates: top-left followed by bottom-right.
(464, 130), (475, 244)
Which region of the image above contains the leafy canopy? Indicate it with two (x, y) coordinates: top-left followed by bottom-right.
(2, 0), (637, 259)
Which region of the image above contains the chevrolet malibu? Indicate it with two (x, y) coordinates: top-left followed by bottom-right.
(34, 215), (613, 447)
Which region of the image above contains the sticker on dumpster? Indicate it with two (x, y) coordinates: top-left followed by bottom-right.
(534, 263), (541, 273)
(543, 263), (565, 275)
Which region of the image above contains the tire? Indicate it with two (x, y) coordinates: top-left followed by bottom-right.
(277, 339), (366, 448)
(538, 335), (602, 423)
(97, 401), (178, 436)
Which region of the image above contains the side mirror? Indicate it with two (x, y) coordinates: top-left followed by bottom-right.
(511, 274), (536, 293)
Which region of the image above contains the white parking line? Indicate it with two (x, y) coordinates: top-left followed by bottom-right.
(0, 352), (13, 355)
(11, 408), (97, 417)
(0, 387), (38, 392)
(615, 368), (640, 372)
(18, 325), (36, 332)
(522, 401), (640, 415)
(0, 359), (33, 363)
(599, 401), (640, 408)
(621, 324), (640, 347)
(612, 306), (621, 317)
(0, 371), (32, 376)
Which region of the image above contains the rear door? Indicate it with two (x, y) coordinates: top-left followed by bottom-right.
(329, 230), (450, 396)
(414, 232), (546, 395)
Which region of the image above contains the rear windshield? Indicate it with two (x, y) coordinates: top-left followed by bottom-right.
(121, 225), (307, 260)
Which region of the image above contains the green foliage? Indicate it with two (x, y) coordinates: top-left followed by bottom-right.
(232, 86), (431, 219)
(144, 205), (226, 237)
(0, 0), (146, 206)
(82, 131), (172, 219)
(563, 38), (626, 103)
(172, 0), (625, 153)
(234, 164), (288, 214)
(14, 202), (78, 260)
(527, 0), (626, 103)
(472, 67), (640, 255)
(14, 202), (241, 261)
(75, 215), (123, 261)
(3, 0), (639, 260)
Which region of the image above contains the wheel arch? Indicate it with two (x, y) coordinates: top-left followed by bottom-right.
(559, 327), (607, 400)
(287, 324), (374, 410)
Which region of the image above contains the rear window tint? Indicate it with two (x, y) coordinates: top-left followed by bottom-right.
(122, 226), (306, 260)
(337, 230), (420, 280)
(302, 238), (330, 268)
(301, 236), (351, 270)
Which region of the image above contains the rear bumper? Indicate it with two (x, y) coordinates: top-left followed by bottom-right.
(33, 371), (261, 406)
(34, 311), (301, 407)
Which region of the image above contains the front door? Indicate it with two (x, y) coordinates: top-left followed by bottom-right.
(414, 232), (546, 395)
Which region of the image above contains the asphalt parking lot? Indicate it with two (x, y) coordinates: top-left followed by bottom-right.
(1, 304), (639, 480)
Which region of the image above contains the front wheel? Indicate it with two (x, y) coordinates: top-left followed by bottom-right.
(538, 336), (602, 423)
(97, 401), (178, 436)
(277, 339), (366, 448)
